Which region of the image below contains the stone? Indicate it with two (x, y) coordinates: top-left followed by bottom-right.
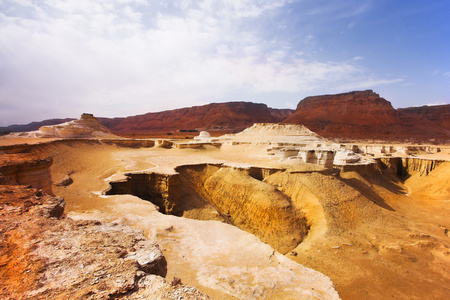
(54, 174), (73, 187)
(282, 90), (450, 142)
(9, 114), (117, 139)
(0, 185), (205, 299)
(334, 150), (360, 165)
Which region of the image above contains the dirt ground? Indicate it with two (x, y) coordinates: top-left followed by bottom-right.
(2, 135), (450, 299)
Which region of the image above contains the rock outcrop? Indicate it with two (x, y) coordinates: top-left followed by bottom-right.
(106, 164), (309, 254)
(10, 114), (117, 139)
(398, 104), (450, 131)
(98, 102), (294, 133)
(379, 157), (446, 176)
(282, 90), (450, 142)
(0, 153), (53, 193)
(220, 123), (328, 145)
(0, 184), (209, 299)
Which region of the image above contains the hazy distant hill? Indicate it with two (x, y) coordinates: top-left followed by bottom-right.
(282, 90), (450, 142)
(0, 118), (75, 134)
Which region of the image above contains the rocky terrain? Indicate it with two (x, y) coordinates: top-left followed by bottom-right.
(0, 135), (343, 299)
(0, 118), (76, 134)
(2, 91), (448, 143)
(282, 90), (450, 143)
(1, 95), (450, 299)
(398, 104), (450, 131)
(0, 103), (294, 136)
(8, 114), (118, 139)
(0, 155), (210, 299)
(99, 102), (294, 134)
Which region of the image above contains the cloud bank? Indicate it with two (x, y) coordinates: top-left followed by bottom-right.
(0, 0), (401, 125)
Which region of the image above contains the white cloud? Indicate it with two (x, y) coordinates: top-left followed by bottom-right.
(0, 0), (399, 125)
(339, 78), (404, 91)
(416, 102), (449, 107)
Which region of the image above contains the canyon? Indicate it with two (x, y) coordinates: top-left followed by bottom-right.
(1, 90), (449, 299)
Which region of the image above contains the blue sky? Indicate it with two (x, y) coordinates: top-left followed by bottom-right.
(0, 0), (449, 126)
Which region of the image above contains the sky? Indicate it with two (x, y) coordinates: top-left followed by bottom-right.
(0, 0), (449, 126)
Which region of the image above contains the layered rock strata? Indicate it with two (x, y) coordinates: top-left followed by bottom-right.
(282, 90), (450, 142)
(106, 164), (309, 254)
(379, 157), (446, 176)
(0, 185), (209, 299)
(10, 114), (118, 139)
(0, 153), (53, 193)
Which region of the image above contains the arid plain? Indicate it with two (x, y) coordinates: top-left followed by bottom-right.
(1, 91), (450, 299)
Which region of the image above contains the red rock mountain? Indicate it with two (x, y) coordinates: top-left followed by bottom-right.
(282, 90), (450, 142)
(101, 102), (294, 133)
(398, 105), (450, 131)
(1, 103), (293, 135)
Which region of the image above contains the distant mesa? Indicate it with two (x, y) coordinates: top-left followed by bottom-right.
(282, 90), (450, 142)
(9, 113), (117, 139)
(2, 92), (449, 143)
(97, 102), (295, 133)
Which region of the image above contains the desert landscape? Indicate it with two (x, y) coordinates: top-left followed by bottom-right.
(1, 90), (449, 299)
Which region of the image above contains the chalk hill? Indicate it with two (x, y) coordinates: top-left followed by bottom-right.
(282, 90), (450, 142)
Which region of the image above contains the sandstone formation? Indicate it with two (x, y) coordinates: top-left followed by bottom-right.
(2, 123), (450, 299)
(106, 164), (309, 254)
(99, 102), (294, 133)
(3, 94), (448, 143)
(0, 183), (208, 299)
(220, 123), (328, 144)
(398, 104), (450, 131)
(333, 150), (361, 165)
(10, 114), (117, 139)
(0, 153), (53, 193)
(282, 90), (450, 142)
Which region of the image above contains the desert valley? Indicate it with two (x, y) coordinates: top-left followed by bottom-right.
(1, 90), (450, 299)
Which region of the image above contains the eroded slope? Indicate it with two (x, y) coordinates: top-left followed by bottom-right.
(5, 138), (448, 299)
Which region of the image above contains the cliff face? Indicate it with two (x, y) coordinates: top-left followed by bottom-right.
(101, 102), (294, 133)
(379, 157), (446, 176)
(0, 185), (211, 299)
(106, 164), (309, 254)
(0, 153), (53, 194)
(282, 90), (450, 142)
(398, 104), (450, 130)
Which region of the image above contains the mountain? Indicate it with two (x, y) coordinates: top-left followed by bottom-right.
(282, 90), (450, 142)
(101, 102), (294, 133)
(398, 105), (450, 131)
(1, 118), (75, 134)
(1, 102), (293, 135)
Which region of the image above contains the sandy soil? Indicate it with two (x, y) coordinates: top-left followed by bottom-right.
(2, 135), (449, 299)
